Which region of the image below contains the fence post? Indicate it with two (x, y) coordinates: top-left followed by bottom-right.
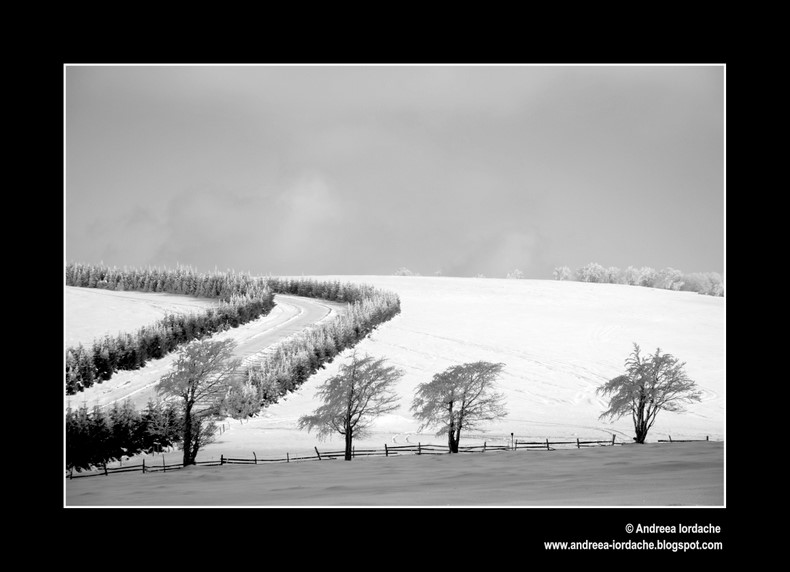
(511, 432), (514, 451)
(103, 462), (108, 476)
(669, 435), (672, 442)
(163, 456), (166, 472)
(315, 446), (322, 460)
(546, 438), (550, 451)
(418, 442), (421, 455)
(253, 452), (257, 465)
(142, 459), (146, 474)
(483, 441), (486, 452)
(706, 435), (709, 441)
(577, 438), (580, 449)
(385, 444), (389, 457)
(287, 452), (290, 463)
(221, 454), (225, 465)
(612, 434), (616, 445)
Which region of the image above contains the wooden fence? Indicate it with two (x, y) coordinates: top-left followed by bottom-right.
(657, 435), (711, 443)
(66, 435), (627, 479)
(514, 435), (619, 451)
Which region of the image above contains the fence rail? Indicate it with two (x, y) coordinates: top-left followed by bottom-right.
(66, 433), (717, 480)
(657, 435), (710, 443)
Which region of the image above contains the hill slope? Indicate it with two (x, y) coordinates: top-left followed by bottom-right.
(220, 276), (723, 459)
(66, 277), (723, 460)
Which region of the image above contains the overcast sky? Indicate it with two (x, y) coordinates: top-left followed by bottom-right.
(65, 64), (724, 278)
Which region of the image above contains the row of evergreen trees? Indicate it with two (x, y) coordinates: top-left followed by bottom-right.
(238, 291), (401, 412)
(265, 276), (382, 304)
(65, 264), (276, 394)
(66, 399), (183, 472)
(66, 262), (269, 301)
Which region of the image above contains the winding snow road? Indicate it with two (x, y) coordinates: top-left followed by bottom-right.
(65, 294), (346, 412)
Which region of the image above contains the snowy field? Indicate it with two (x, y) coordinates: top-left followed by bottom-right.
(64, 276), (725, 507)
(66, 441), (723, 507)
(199, 276), (724, 459)
(65, 286), (219, 348)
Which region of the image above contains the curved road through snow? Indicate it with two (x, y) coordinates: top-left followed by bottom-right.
(65, 294), (346, 412)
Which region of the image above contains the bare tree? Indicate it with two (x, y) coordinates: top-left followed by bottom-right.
(298, 352), (403, 460)
(157, 338), (241, 465)
(597, 343), (702, 443)
(411, 361), (507, 453)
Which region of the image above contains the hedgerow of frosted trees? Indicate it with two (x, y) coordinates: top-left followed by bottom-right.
(65, 263), (277, 394)
(553, 262), (723, 296)
(66, 264), (402, 395)
(240, 289), (401, 412)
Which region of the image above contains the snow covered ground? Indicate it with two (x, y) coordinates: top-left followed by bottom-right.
(65, 286), (219, 349)
(66, 441), (723, 507)
(64, 276), (724, 506)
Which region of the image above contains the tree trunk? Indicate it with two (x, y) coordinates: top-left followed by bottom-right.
(190, 420), (201, 462)
(448, 428), (459, 453)
(453, 425), (462, 453)
(447, 404), (457, 453)
(344, 429), (353, 461)
(634, 422), (648, 444)
(182, 404), (193, 465)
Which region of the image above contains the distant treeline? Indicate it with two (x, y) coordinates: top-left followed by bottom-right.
(552, 263), (724, 296)
(66, 400), (184, 472)
(65, 263), (275, 395)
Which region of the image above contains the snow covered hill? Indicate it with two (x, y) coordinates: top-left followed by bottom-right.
(65, 277), (724, 462)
